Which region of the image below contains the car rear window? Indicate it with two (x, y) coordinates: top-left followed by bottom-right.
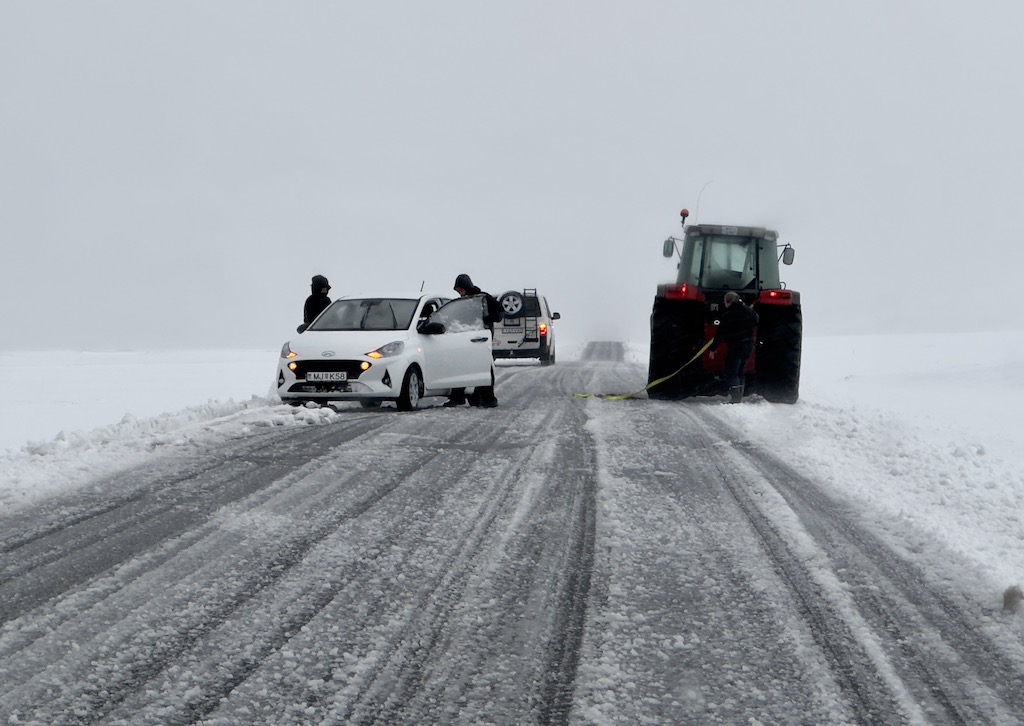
(310, 298), (418, 331)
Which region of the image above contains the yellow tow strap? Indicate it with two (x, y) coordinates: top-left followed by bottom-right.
(573, 339), (715, 400)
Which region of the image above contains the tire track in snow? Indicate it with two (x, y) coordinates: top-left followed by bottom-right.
(0, 414), (484, 722)
(0, 417), (393, 624)
(702, 410), (1024, 725)
(328, 390), (597, 725)
(3, 353), (644, 724)
(2, 435), (460, 722)
(576, 398), (863, 724)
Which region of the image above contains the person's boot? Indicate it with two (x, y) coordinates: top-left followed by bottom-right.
(729, 385), (743, 403)
(444, 391), (467, 407)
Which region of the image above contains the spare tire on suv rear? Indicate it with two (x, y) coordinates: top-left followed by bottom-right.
(498, 291), (526, 318)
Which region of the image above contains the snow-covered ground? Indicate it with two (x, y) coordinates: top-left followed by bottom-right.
(2, 332), (1023, 608)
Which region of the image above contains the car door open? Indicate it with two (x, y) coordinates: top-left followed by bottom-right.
(419, 297), (492, 389)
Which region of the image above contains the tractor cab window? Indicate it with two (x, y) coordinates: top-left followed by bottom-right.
(678, 232), (784, 290)
(679, 236), (704, 286)
(757, 238), (782, 289)
(700, 236), (757, 290)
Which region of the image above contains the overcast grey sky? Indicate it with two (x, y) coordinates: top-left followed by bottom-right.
(2, 1), (1023, 351)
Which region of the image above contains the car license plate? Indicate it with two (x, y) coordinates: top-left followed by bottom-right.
(502, 327), (521, 334)
(307, 371), (347, 382)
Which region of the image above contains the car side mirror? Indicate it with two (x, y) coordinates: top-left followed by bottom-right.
(781, 246), (795, 265)
(551, 312), (561, 320)
(418, 321), (446, 335)
(296, 323), (308, 334)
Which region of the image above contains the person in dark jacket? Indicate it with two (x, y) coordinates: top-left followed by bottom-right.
(453, 273), (502, 327)
(446, 273), (500, 408)
(303, 275), (332, 324)
(709, 291), (759, 403)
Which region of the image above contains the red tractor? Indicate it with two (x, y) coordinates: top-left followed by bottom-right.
(648, 209), (802, 403)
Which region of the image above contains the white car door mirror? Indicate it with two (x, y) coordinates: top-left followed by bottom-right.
(419, 321), (446, 335)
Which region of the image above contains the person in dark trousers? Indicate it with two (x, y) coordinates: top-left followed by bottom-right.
(445, 273), (501, 408)
(303, 275), (332, 324)
(709, 291), (759, 403)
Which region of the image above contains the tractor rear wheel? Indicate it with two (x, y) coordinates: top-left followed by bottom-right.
(754, 305), (802, 403)
(648, 297), (705, 399)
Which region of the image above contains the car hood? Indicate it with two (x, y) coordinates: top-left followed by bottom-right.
(288, 329), (415, 359)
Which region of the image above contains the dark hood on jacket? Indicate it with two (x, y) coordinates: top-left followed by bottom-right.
(310, 275), (330, 293)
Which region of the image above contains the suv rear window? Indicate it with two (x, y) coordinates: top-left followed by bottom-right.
(509, 297), (542, 317)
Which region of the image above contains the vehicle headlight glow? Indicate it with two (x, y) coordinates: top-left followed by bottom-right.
(280, 342), (297, 359)
(367, 341), (404, 359)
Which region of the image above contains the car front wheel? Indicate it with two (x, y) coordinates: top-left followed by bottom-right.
(396, 366), (423, 411)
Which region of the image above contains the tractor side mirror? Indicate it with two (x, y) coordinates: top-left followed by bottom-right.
(663, 238), (676, 258)
(781, 246), (795, 265)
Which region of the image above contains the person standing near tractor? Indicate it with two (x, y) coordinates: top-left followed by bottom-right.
(709, 291), (759, 403)
(303, 275), (332, 324)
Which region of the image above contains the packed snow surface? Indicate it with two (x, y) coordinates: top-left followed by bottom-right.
(2, 332), (1024, 724)
(3, 333), (1022, 603)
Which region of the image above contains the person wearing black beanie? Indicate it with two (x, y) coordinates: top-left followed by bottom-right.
(304, 275), (332, 324)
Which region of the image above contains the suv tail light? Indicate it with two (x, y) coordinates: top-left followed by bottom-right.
(539, 323), (548, 337)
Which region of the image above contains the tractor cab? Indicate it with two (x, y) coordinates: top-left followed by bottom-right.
(662, 210), (794, 296)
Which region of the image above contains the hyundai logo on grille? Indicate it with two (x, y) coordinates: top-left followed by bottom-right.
(321, 351), (336, 357)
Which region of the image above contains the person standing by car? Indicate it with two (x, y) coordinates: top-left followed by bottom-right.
(303, 275), (332, 324)
(709, 291), (759, 403)
(445, 273), (501, 408)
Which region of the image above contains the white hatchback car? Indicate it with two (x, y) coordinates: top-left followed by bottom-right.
(277, 293), (496, 410)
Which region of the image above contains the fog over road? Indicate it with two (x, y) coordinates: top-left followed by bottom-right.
(3, 343), (1024, 725)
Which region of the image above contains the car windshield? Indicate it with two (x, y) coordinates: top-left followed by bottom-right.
(309, 298), (419, 331)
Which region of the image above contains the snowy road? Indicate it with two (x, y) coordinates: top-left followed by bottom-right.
(2, 342), (1024, 725)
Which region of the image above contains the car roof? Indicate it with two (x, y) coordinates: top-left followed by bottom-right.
(333, 292), (450, 302)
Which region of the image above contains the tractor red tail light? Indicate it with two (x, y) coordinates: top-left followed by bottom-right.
(664, 283), (702, 301)
(539, 323), (548, 337)
(758, 289), (794, 305)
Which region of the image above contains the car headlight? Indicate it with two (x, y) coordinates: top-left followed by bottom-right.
(366, 341), (404, 359)
(280, 342), (297, 359)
